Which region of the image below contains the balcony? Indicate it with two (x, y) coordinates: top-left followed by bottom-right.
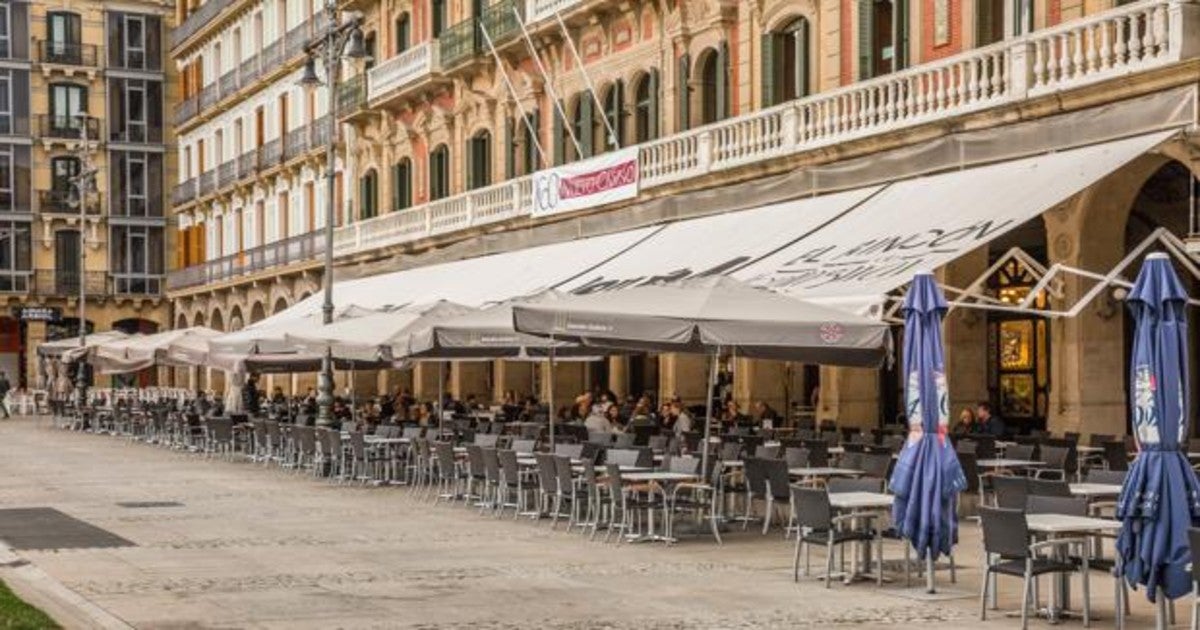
(171, 0), (236, 48)
(197, 170), (217, 197)
(259, 138), (283, 170)
(218, 160), (237, 188)
(284, 126), (310, 162)
(367, 41), (440, 103)
(34, 270), (107, 297)
(439, 19), (480, 69)
(0, 271), (32, 294)
(335, 0), (1200, 259)
(311, 115), (331, 147)
(237, 151), (258, 179)
(176, 97), (199, 126)
(110, 124), (164, 145)
(524, 0), (582, 24)
(337, 75), (366, 115)
(38, 189), (101, 215)
(167, 230), (326, 291)
(481, 0), (524, 44)
(111, 273), (164, 297)
(172, 179), (197, 206)
(439, 0), (523, 71)
(285, 22), (311, 60)
(199, 83), (219, 109)
(38, 41), (99, 67)
(219, 70), (238, 97)
(37, 115), (100, 141)
(239, 54), (261, 86)
(261, 40), (283, 73)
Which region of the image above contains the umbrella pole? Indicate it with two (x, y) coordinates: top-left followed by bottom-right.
(1156, 588), (1167, 630)
(926, 555), (935, 594)
(548, 341), (556, 450)
(437, 362), (444, 440)
(700, 347), (720, 477)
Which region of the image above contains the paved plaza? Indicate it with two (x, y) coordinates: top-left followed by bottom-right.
(0, 417), (1172, 629)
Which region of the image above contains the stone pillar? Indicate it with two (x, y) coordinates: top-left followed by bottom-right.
(941, 246), (990, 415)
(607, 356), (629, 399)
(539, 361), (585, 412)
(493, 360), (533, 403)
(731, 357), (798, 414)
(817, 366), (880, 430)
(658, 353), (710, 406)
(451, 361), (490, 402)
(413, 362), (445, 403)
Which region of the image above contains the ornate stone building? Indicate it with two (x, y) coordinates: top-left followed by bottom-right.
(169, 0), (1200, 438)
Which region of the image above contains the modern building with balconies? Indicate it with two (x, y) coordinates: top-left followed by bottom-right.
(169, 0), (1200, 438)
(2, 0), (177, 389)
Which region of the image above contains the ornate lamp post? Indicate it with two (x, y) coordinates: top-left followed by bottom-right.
(69, 113), (98, 409)
(299, 2), (367, 427)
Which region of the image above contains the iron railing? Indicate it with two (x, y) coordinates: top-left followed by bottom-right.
(172, 179), (197, 206)
(35, 270), (107, 297)
(259, 138), (282, 169)
(166, 230), (325, 291)
(337, 75), (366, 114)
(176, 97), (198, 126)
(37, 115), (100, 140)
(284, 127), (309, 161)
(38, 41), (99, 66)
(38, 189), (101, 215)
(197, 170), (217, 196)
(237, 152), (258, 179)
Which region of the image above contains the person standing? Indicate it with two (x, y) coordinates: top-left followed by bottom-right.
(0, 371), (10, 419)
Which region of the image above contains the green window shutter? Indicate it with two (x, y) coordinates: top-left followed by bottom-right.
(678, 54), (690, 132)
(390, 164), (400, 211)
(761, 33), (775, 107)
(400, 161), (411, 209)
(798, 21), (811, 97)
(614, 80), (624, 148)
(894, 0), (909, 71)
(716, 41), (728, 120)
(504, 118), (515, 180)
(579, 94), (593, 159)
(552, 100), (565, 166)
(647, 69), (659, 140)
(529, 110), (540, 171)
(857, 0), (873, 80)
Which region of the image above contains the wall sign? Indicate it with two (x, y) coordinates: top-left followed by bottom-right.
(13, 307), (62, 322)
(531, 148), (639, 219)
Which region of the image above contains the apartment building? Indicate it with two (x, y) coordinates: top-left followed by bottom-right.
(168, 0), (1200, 439)
(0, 0), (174, 388)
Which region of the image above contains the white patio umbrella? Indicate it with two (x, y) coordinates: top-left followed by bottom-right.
(209, 304), (382, 355)
(513, 276), (893, 473)
(38, 331), (131, 361)
(94, 327), (223, 374)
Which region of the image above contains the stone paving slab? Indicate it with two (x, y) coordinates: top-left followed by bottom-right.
(0, 417), (1176, 629)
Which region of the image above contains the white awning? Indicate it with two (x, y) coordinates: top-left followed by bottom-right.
(734, 130), (1178, 314)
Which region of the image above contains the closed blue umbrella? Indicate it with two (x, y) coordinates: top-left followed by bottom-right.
(890, 273), (966, 591)
(1117, 252), (1200, 605)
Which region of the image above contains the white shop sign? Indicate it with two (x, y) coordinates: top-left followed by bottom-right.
(531, 147), (639, 218)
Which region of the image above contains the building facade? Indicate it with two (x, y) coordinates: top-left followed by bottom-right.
(169, 0), (1200, 440)
(0, 0), (175, 388)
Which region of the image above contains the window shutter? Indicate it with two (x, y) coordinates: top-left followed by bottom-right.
(504, 118), (515, 179)
(894, 0), (909, 71)
(579, 94), (593, 159)
(614, 80), (624, 148)
(761, 33), (775, 107)
(390, 163), (400, 211)
(797, 20), (811, 98)
(857, 0), (873, 80)
(529, 109), (540, 170)
(716, 41), (728, 120)
(358, 176), (367, 219)
(677, 54), (690, 132)
(552, 100), (564, 165)
(647, 69), (659, 140)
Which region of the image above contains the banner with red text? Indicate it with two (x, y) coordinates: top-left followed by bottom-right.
(531, 147), (639, 218)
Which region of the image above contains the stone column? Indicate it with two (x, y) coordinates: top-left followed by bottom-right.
(451, 361), (490, 402)
(731, 357), (797, 414)
(658, 353), (710, 406)
(493, 360), (533, 402)
(607, 356), (629, 399)
(539, 361), (585, 414)
(817, 366), (880, 430)
(413, 362), (444, 403)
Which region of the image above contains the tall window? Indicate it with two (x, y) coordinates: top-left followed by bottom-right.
(976, 0), (1005, 46)
(0, 3), (10, 59)
(359, 168), (378, 219)
(858, 0), (909, 79)
(428, 144), (449, 200)
(391, 157), (411, 210)
(633, 71), (658, 143)
(468, 131), (490, 190)
(111, 151), (161, 217)
(520, 111), (540, 175)
(0, 70), (11, 135)
(431, 0), (446, 38)
(395, 13), (410, 53)
(0, 221), (30, 279)
(111, 225), (163, 277)
(569, 95), (592, 161)
(0, 146), (12, 211)
(50, 156), (78, 191)
(600, 81), (623, 152)
(110, 78), (160, 142)
(1013, 0), (1034, 36)
(46, 12), (81, 64)
(49, 83), (86, 132)
(763, 17), (810, 106)
(697, 46), (729, 125)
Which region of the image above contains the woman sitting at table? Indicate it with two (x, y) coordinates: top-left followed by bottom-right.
(605, 404), (626, 433)
(722, 400), (751, 429)
(952, 407), (976, 436)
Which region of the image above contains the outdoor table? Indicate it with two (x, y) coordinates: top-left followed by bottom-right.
(1075, 445), (1103, 455)
(788, 467), (864, 479)
(620, 471), (701, 544)
(828, 446), (845, 455)
(1068, 483), (1122, 500)
(977, 458), (1044, 471)
(1024, 514), (1120, 622)
(827, 491), (894, 584)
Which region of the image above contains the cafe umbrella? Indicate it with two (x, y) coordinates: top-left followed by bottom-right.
(1117, 252), (1200, 625)
(888, 272), (965, 593)
(512, 276), (892, 474)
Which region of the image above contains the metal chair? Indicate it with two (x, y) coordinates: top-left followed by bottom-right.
(992, 475), (1028, 509)
(791, 486), (880, 587)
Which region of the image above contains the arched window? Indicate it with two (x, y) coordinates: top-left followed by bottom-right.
(763, 17), (810, 106)
(428, 144), (449, 200)
(570, 94), (593, 161)
(395, 12), (410, 53)
(857, 0), (909, 79)
(391, 157), (411, 210)
(697, 46), (729, 125)
(633, 70), (659, 143)
(467, 130), (491, 190)
(598, 81), (624, 152)
(359, 168), (378, 219)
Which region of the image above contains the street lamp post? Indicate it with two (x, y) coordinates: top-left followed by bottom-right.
(299, 2), (367, 427)
(70, 114), (98, 411)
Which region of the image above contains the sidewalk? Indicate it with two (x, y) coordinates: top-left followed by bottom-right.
(0, 417), (1173, 628)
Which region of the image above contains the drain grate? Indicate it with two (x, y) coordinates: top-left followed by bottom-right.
(116, 501), (184, 509)
(0, 508), (135, 550)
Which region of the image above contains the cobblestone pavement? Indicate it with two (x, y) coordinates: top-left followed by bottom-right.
(0, 418), (1169, 629)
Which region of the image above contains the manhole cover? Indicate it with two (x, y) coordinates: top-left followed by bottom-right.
(116, 501), (184, 509)
(0, 508), (135, 550)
